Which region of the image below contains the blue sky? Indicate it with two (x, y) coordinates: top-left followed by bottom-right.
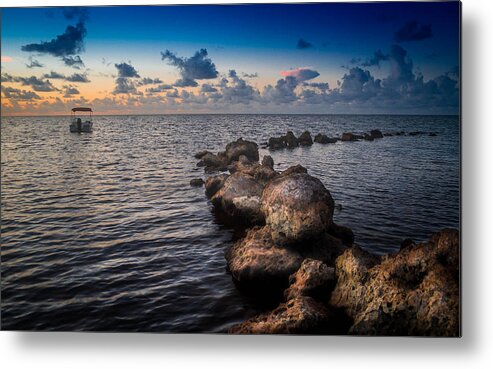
(1, 2), (460, 115)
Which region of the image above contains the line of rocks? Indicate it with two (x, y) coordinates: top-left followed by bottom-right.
(266, 129), (438, 150)
(190, 138), (459, 336)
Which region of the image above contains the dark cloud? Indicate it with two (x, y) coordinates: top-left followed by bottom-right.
(201, 84), (218, 93)
(146, 84), (174, 94)
(26, 57), (44, 69)
(22, 22), (87, 57)
(63, 85), (80, 97)
(161, 48), (218, 87)
(361, 50), (390, 67)
(43, 71), (66, 79)
(113, 77), (137, 94)
(115, 62), (140, 78)
(1, 73), (15, 82)
(303, 82), (330, 91)
(62, 55), (84, 69)
(242, 72), (258, 78)
(1, 85), (41, 100)
(218, 70), (260, 104)
(263, 76), (299, 104)
(394, 21), (432, 42)
(296, 38), (313, 49)
(62, 7), (89, 22)
(65, 73), (90, 83)
(349, 57), (361, 65)
(138, 77), (163, 86)
(17, 76), (57, 92)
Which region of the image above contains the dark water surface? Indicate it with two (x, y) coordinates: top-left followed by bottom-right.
(1, 114), (460, 332)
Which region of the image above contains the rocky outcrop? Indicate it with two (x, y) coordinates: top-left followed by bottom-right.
(285, 131), (299, 148)
(224, 138), (259, 163)
(229, 296), (332, 334)
(261, 171), (335, 245)
(204, 174), (229, 198)
(267, 131), (299, 150)
(298, 131), (313, 146)
(341, 132), (359, 141)
(314, 134), (338, 144)
(211, 172), (265, 224)
(228, 159), (277, 186)
(370, 129), (384, 139)
(261, 155), (274, 169)
(284, 259), (335, 301)
(330, 229), (460, 336)
(197, 152), (229, 172)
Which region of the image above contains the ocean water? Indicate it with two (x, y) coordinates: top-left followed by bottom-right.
(0, 114), (460, 332)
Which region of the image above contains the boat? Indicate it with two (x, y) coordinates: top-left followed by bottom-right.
(70, 107), (93, 133)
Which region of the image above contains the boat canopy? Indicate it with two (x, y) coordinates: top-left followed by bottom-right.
(71, 107), (93, 112)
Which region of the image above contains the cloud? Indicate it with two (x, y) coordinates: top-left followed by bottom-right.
(138, 77), (163, 86)
(26, 57), (44, 68)
(62, 55), (84, 69)
(303, 82), (330, 91)
(146, 84), (174, 94)
(349, 57), (361, 65)
(242, 72), (258, 78)
(62, 7), (89, 22)
(65, 73), (90, 83)
(1, 56), (13, 63)
(394, 21), (432, 42)
(17, 76), (57, 92)
(201, 83), (218, 93)
(217, 70), (260, 104)
(22, 22), (87, 58)
(1, 85), (41, 100)
(161, 48), (218, 87)
(115, 62), (140, 78)
(280, 67), (320, 82)
(63, 85), (80, 97)
(296, 38), (313, 49)
(113, 78), (138, 94)
(263, 76), (299, 104)
(1, 73), (15, 82)
(43, 71), (66, 79)
(361, 50), (389, 67)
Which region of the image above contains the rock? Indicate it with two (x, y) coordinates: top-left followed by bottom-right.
(408, 131), (425, 136)
(314, 133), (337, 144)
(204, 174), (229, 198)
(228, 160), (278, 185)
(364, 134), (374, 141)
(211, 172), (265, 224)
(298, 131), (313, 146)
(327, 223), (354, 246)
(194, 150), (212, 159)
(284, 259), (335, 301)
(280, 164), (308, 177)
(189, 178), (204, 187)
(198, 152), (229, 172)
(268, 136), (286, 150)
(285, 131), (299, 148)
(330, 229), (460, 336)
(383, 133), (393, 137)
(395, 131), (405, 136)
(224, 138), (259, 163)
(341, 132), (358, 141)
(261, 155), (274, 169)
(229, 296), (332, 334)
(225, 226), (303, 287)
(370, 129), (384, 139)
(400, 238), (415, 250)
(429, 132), (437, 137)
(261, 172), (335, 245)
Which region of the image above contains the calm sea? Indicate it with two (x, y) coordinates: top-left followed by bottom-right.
(1, 114), (460, 332)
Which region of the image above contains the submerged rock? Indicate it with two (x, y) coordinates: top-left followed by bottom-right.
(370, 129), (384, 139)
(211, 172), (265, 224)
(261, 171), (335, 245)
(364, 134), (374, 141)
(194, 150), (213, 159)
(314, 133), (337, 144)
(229, 296), (332, 334)
(268, 136), (286, 150)
(341, 132), (358, 141)
(330, 229), (460, 336)
(298, 131), (313, 146)
(198, 152), (229, 172)
(189, 178), (205, 187)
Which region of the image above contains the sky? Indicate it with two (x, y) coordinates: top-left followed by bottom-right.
(1, 2), (460, 115)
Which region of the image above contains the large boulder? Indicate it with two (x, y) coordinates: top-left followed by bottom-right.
(229, 296), (331, 334)
(228, 160), (278, 186)
(261, 171), (335, 245)
(314, 134), (338, 144)
(330, 229), (460, 336)
(261, 155), (274, 169)
(204, 174), (229, 198)
(198, 152), (229, 172)
(211, 172), (265, 224)
(225, 226), (303, 287)
(285, 131), (299, 148)
(190, 178), (204, 187)
(341, 132), (361, 141)
(268, 136), (286, 150)
(298, 131), (313, 146)
(224, 138), (259, 163)
(370, 129), (384, 139)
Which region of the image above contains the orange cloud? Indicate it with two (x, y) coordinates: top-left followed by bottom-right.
(1, 56), (13, 62)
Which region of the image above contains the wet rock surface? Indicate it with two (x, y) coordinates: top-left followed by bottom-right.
(189, 178), (204, 187)
(330, 229), (460, 336)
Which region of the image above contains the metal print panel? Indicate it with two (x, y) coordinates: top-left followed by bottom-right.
(0, 1), (461, 335)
